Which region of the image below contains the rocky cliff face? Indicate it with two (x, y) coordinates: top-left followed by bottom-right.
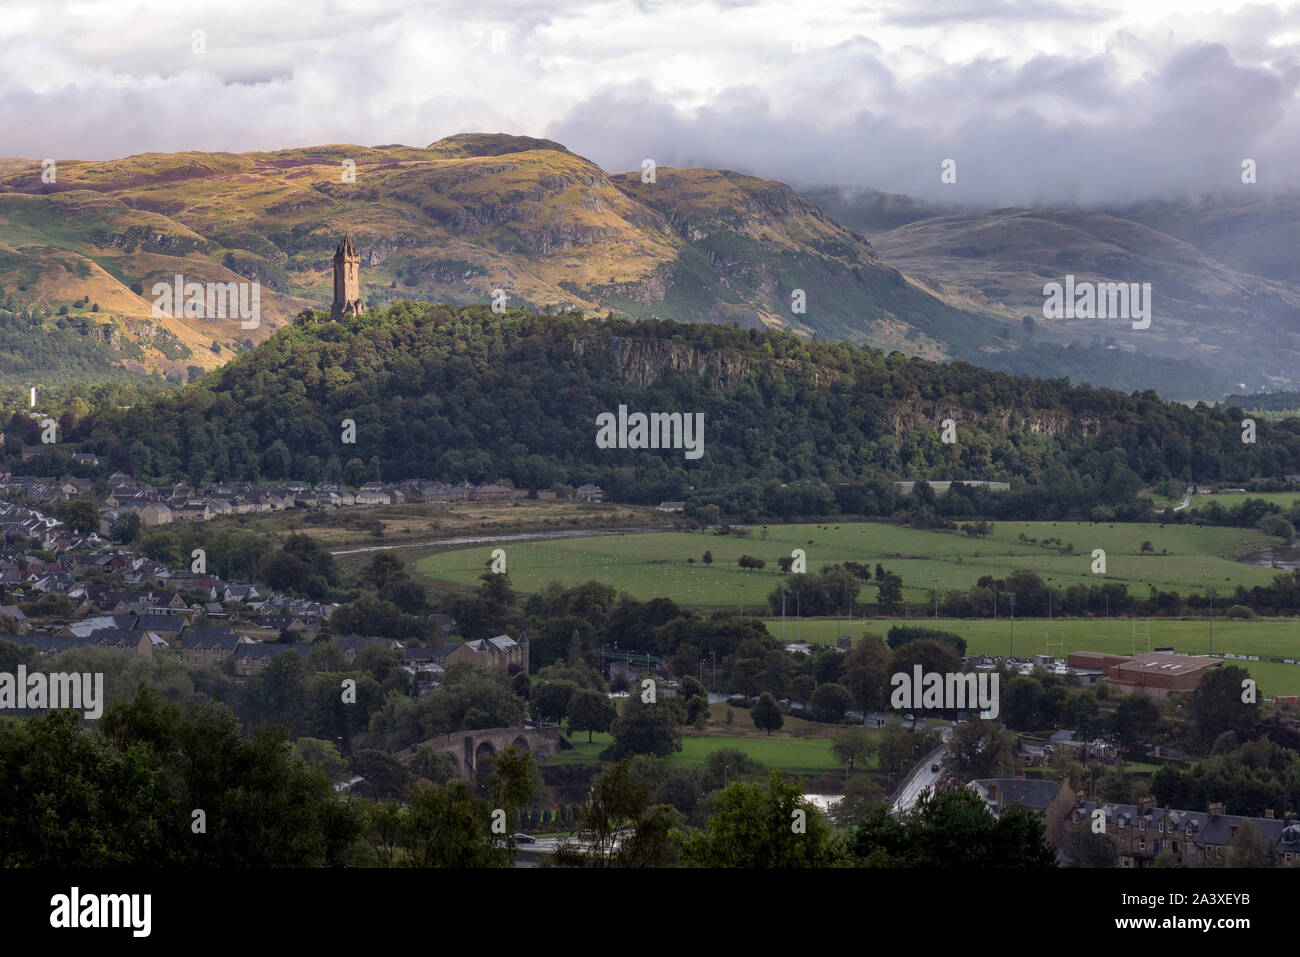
(884, 397), (1098, 437)
(573, 336), (843, 391)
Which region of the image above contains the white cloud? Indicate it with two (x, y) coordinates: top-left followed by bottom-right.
(1, 0), (1299, 204)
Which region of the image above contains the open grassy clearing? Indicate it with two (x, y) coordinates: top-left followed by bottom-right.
(545, 732), (853, 773)
(546, 703), (880, 773)
(415, 520), (1282, 608)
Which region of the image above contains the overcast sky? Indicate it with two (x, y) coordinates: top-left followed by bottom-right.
(2, 0), (1299, 205)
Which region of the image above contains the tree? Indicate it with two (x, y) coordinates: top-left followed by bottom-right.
(833, 774), (886, 828)
(1109, 693), (1160, 757)
(573, 758), (648, 864)
(108, 510), (142, 544)
(349, 749), (413, 800)
(842, 634), (891, 711)
(1002, 676), (1044, 731)
(810, 682), (852, 723)
(402, 781), (504, 868)
(600, 694), (683, 760)
(1221, 819), (1270, 868)
(1064, 819), (1119, 868)
(54, 497), (101, 535)
(487, 745), (541, 859)
(294, 737), (349, 784)
(409, 745), (459, 786)
(850, 786), (1056, 868)
(875, 569), (904, 613)
(1189, 665), (1260, 747)
(942, 720), (1018, 781)
(752, 692), (784, 735)
(533, 679), (578, 724)
(568, 688), (616, 742)
(683, 770), (844, 868)
(831, 728), (875, 776)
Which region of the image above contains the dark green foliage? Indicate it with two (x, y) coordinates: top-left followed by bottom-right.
(850, 786), (1057, 868)
(66, 304), (1300, 500)
(886, 625), (967, 656)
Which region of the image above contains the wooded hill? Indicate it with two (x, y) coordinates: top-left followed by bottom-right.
(25, 302), (1300, 504)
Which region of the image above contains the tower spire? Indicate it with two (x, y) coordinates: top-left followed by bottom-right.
(331, 233), (365, 321)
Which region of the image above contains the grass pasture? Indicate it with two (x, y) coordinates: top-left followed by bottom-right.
(414, 520), (1283, 608)
(1147, 491), (1300, 511)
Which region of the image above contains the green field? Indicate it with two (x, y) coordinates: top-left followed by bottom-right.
(1148, 491), (1300, 511)
(415, 520), (1283, 609)
(544, 732), (852, 773)
(769, 616), (1300, 697)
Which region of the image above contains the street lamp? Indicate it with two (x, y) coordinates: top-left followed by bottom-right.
(725, 764), (731, 788)
(700, 659), (705, 685)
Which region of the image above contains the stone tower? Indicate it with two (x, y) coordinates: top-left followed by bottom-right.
(331, 233), (365, 320)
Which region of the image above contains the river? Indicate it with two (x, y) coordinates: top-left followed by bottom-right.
(1237, 543), (1300, 571)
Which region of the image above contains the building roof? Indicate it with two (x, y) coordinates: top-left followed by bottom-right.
(233, 642), (301, 660)
(968, 778), (1061, 813)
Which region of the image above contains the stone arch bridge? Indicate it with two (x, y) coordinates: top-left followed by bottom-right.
(395, 726), (563, 781)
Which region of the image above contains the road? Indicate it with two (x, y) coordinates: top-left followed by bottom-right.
(890, 743), (947, 815)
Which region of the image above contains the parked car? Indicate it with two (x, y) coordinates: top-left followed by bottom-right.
(513, 833), (536, 844)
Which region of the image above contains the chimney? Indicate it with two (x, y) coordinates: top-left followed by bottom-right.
(1265, 809), (1275, 820)
(1208, 802), (1225, 816)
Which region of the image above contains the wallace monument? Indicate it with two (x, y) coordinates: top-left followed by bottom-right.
(331, 233), (366, 321)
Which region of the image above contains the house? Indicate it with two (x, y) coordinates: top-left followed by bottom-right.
(967, 777), (1077, 846)
(233, 641), (301, 677)
(132, 614), (185, 643)
(444, 633), (529, 676)
(179, 631), (242, 667)
(138, 502), (173, 526)
(0, 605), (29, 633)
(657, 501), (686, 512)
(212, 583), (261, 604)
(354, 487), (393, 506)
(1071, 799), (1300, 867)
(575, 484), (604, 503)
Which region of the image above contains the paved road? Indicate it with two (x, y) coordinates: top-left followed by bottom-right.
(890, 744), (947, 815)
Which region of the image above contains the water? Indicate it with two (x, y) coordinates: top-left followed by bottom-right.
(803, 793), (843, 815)
(1237, 543), (1300, 571)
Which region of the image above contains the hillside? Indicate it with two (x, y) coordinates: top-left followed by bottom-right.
(36, 304), (1300, 502)
(869, 208), (1300, 395)
(0, 134), (1027, 387)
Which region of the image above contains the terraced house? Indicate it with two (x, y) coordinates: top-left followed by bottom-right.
(1072, 798), (1300, 867)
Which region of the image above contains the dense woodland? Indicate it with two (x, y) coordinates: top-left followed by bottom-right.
(3, 304), (1297, 510)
